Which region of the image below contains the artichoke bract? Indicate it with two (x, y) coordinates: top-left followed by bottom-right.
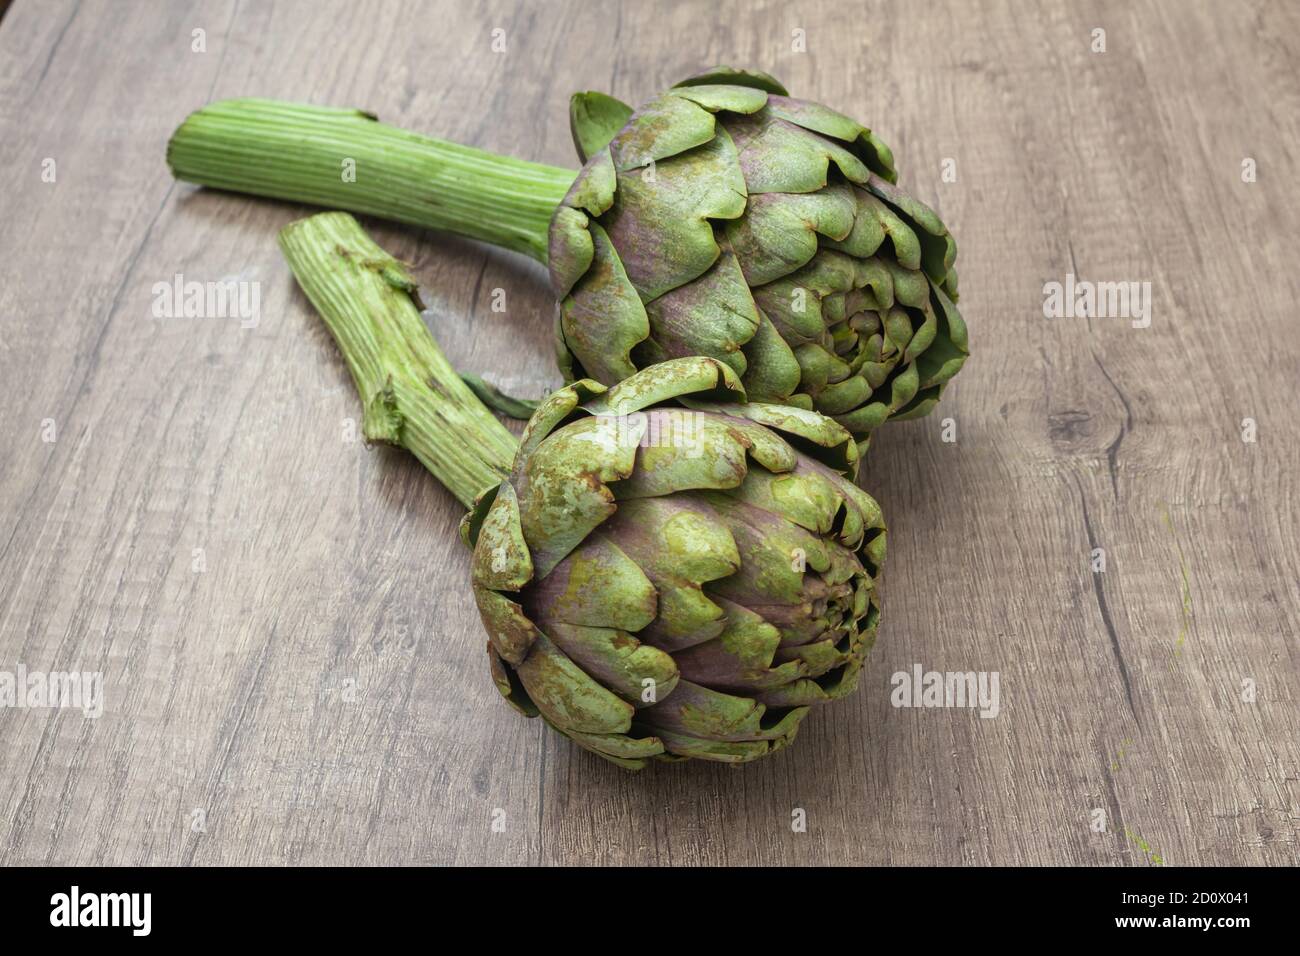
(553, 67), (966, 437)
(168, 67), (967, 446)
(281, 212), (886, 769)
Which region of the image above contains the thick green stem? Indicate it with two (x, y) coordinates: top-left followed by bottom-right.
(172, 99), (577, 263)
(278, 211), (518, 507)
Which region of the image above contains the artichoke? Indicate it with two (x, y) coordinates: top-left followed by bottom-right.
(282, 212), (886, 769)
(468, 356), (886, 768)
(168, 67), (967, 445)
(552, 67), (966, 437)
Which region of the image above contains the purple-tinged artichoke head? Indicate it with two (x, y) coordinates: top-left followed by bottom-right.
(549, 67), (967, 448)
(463, 357), (886, 769)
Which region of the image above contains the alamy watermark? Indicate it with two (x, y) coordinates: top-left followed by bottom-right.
(602, 411), (705, 459)
(0, 665), (103, 718)
(151, 273), (260, 328)
(50, 886), (150, 936)
(890, 664), (1000, 718)
(1042, 273), (1151, 328)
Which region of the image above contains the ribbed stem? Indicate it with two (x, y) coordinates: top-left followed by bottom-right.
(279, 211), (518, 507)
(172, 99), (577, 262)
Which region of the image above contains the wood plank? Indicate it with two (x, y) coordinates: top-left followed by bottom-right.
(0, 0), (1296, 865)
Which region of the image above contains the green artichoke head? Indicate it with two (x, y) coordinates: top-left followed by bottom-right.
(548, 67), (968, 448)
(463, 356), (886, 769)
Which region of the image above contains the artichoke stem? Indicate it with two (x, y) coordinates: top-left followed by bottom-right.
(279, 212), (518, 507)
(170, 98), (576, 263)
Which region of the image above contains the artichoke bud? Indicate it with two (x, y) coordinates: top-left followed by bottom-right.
(552, 67), (970, 449)
(470, 357), (886, 768)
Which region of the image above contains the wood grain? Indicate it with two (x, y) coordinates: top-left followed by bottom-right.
(1, 0), (1296, 866)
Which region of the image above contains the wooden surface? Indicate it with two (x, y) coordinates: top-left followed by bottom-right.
(1, 0), (1297, 867)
